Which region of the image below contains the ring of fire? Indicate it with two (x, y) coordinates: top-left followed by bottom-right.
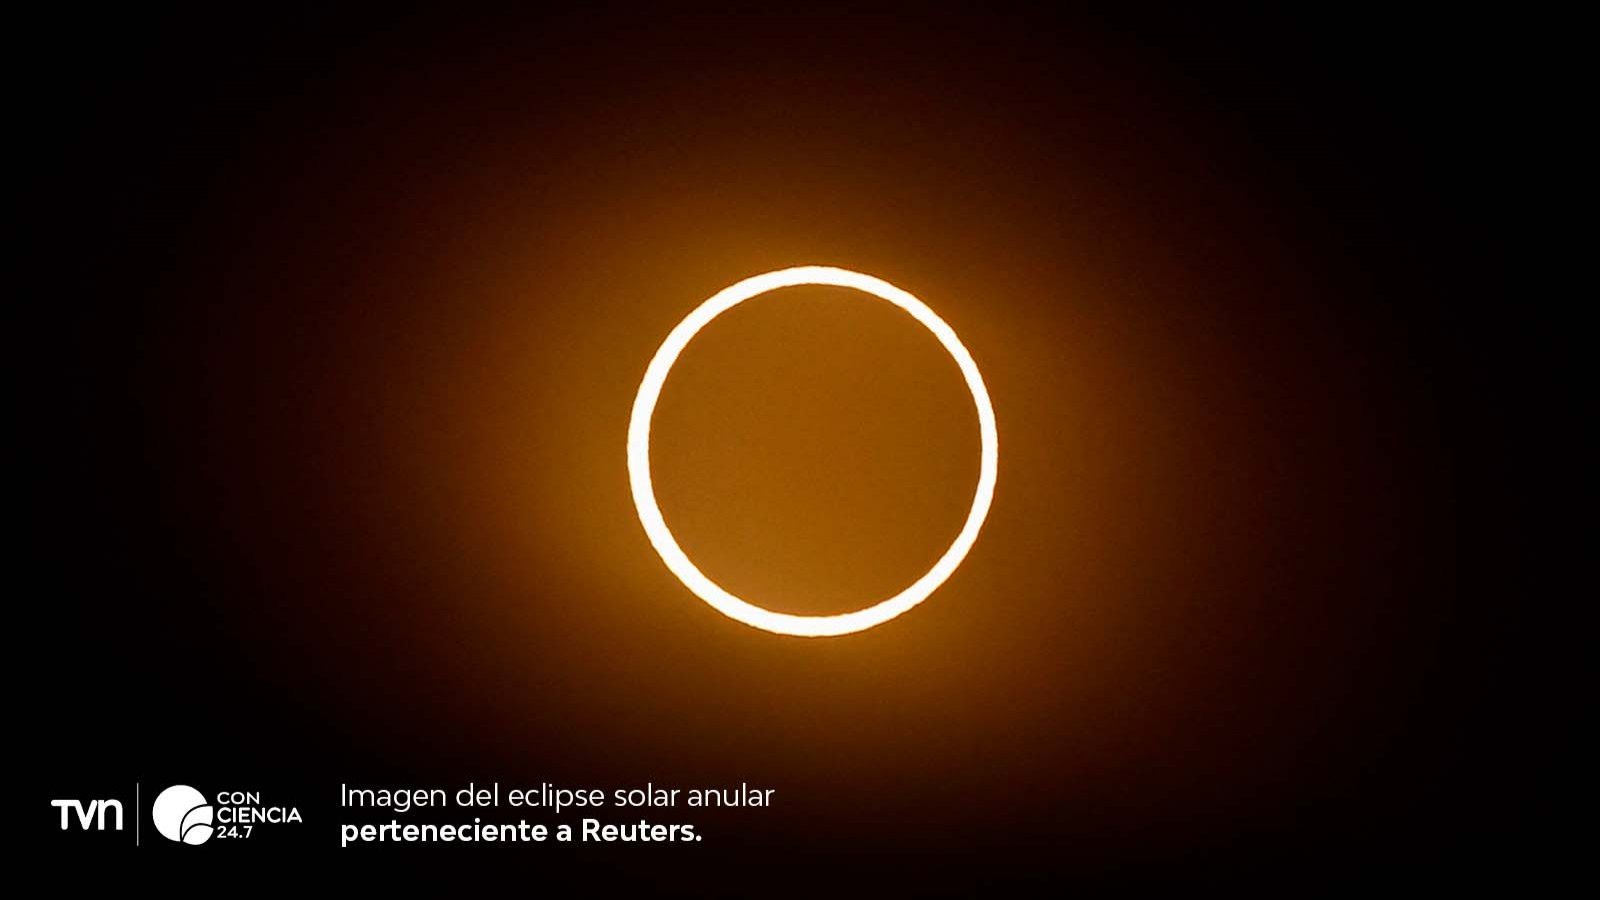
(626, 266), (999, 636)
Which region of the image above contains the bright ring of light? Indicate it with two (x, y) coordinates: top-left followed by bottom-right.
(627, 266), (999, 637)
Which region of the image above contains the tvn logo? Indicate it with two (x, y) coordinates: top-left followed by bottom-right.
(51, 784), (303, 846)
(51, 798), (124, 832)
(50, 786), (208, 845)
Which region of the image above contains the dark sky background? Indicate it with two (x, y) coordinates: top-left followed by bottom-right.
(25, 5), (1547, 888)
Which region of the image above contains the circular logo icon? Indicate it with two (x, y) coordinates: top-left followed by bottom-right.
(152, 785), (213, 844)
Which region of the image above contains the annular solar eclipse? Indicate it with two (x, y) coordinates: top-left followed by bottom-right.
(627, 266), (999, 636)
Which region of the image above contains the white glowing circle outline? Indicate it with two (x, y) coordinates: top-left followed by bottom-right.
(627, 266), (999, 637)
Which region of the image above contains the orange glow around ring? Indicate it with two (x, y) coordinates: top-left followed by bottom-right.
(627, 266), (999, 637)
